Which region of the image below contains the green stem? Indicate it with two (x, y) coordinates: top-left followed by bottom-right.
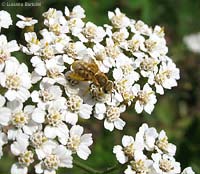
(74, 160), (102, 174)
(101, 163), (120, 174)
(74, 160), (122, 174)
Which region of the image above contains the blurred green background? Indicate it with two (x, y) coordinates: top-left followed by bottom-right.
(0, 0), (200, 173)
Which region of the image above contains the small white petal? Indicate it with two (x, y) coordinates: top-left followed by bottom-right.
(144, 104), (154, 114)
(181, 167), (195, 174)
(0, 107), (11, 126)
(65, 112), (78, 125)
(104, 119), (114, 131)
(135, 101), (143, 113)
(114, 119), (125, 130)
(11, 163), (27, 174)
(95, 103), (106, 114)
(80, 134), (93, 146)
(79, 104), (92, 119)
(122, 135), (134, 147)
(77, 144), (91, 160)
(113, 68), (123, 81)
(5, 90), (17, 101)
(35, 162), (43, 174)
(70, 125), (83, 136)
(32, 108), (45, 123)
(44, 126), (57, 139)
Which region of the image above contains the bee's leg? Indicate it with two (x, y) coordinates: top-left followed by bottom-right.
(110, 91), (114, 103)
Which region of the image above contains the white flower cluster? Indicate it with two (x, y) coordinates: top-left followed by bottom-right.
(113, 123), (195, 174)
(17, 6), (179, 132)
(0, 8), (93, 174)
(183, 32), (200, 54)
(0, 5), (192, 174)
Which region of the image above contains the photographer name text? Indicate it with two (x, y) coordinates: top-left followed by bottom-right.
(1, 1), (41, 7)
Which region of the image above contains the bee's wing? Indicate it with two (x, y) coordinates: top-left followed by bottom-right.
(67, 72), (86, 81)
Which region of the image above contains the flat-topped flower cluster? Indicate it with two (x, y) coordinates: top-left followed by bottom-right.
(113, 123), (194, 174)
(0, 5), (193, 174)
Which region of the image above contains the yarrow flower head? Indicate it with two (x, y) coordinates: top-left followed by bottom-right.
(34, 144), (73, 174)
(0, 59), (31, 102)
(113, 123), (194, 174)
(0, 6), (193, 174)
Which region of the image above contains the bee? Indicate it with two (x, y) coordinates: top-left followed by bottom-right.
(67, 60), (113, 93)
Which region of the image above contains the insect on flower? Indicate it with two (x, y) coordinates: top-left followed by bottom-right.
(67, 59), (113, 93)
